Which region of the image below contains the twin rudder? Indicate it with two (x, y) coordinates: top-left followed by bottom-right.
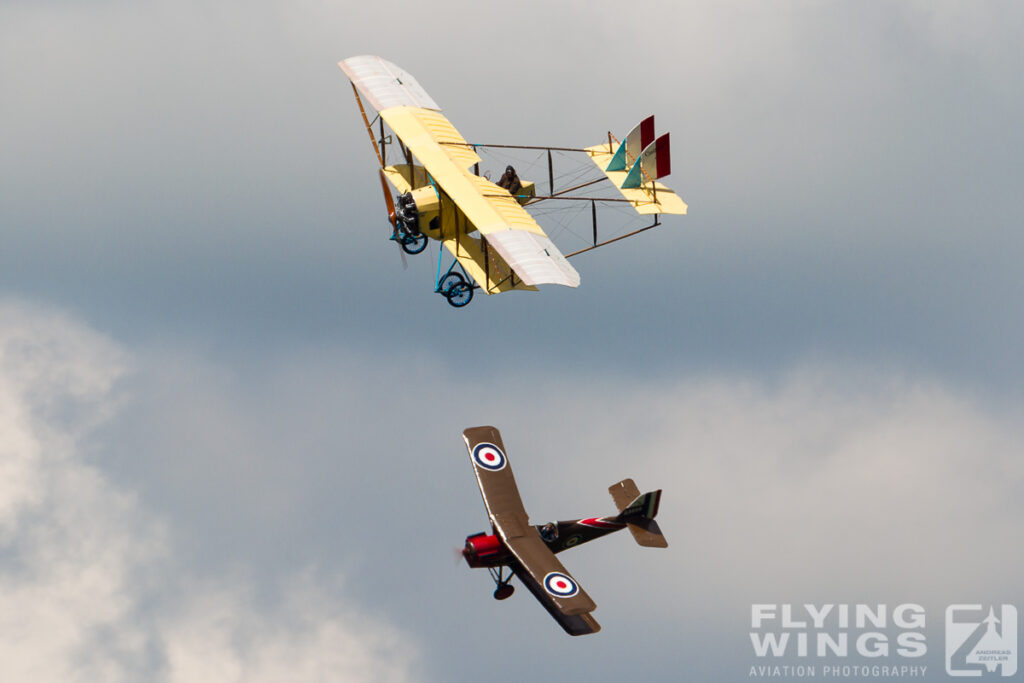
(606, 115), (672, 188)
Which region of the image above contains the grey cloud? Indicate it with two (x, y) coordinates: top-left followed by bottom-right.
(2, 297), (1022, 680)
(92, 313), (1024, 681)
(0, 302), (423, 682)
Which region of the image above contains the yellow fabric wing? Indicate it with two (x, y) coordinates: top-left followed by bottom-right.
(381, 106), (580, 288)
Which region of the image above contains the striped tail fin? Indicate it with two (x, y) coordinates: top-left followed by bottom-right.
(608, 479), (668, 548)
(621, 133), (671, 189)
(617, 489), (661, 521)
(606, 115), (655, 172)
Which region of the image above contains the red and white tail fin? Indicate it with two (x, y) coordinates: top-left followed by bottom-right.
(621, 133), (671, 188)
(586, 119), (687, 215)
(606, 115), (655, 172)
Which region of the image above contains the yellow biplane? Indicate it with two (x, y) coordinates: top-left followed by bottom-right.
(340, 55), (687, 307)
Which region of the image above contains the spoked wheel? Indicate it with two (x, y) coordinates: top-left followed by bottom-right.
(493, 584), (514, 600)
(400, 231), (428, 254)
(445, 281), (473, 308)
(438, 271), (465, 294)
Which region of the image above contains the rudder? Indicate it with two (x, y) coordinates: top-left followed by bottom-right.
(608, 479), (668, 548)
(617, 489), (661, 522)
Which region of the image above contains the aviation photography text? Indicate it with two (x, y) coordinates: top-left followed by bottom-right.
(749, 603), (928, 679)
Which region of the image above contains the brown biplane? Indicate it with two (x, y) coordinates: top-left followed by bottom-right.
(461, 426), (667, 636)
(340, 55), (687, 307)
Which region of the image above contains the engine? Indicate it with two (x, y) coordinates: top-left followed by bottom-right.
(396, 186), (439, 235)
(462, 532), (502, 568)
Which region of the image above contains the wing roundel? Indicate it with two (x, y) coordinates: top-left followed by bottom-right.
(462, 426), (600, 635)
(463, 426), (529, 522)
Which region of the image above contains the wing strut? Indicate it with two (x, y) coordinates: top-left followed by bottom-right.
(350, 83), (384, 168)
(547, 149), (554, 196)
(565, 215), (661, 259)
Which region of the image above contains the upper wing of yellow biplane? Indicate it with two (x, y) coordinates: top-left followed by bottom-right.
(340, 55), (580, 289)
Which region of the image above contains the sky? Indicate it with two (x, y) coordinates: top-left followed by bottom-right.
(2, 1), (1023, 681)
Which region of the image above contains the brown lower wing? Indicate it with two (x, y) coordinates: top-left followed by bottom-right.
(510, 562), (601, 636)
(503, 532), (597, 620)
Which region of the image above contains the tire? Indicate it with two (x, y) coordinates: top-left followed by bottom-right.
(401, 232), (428, 255)
(445, 282), (473, 308)
(493, 584), (514, 600)
(438, 271), (465, 294)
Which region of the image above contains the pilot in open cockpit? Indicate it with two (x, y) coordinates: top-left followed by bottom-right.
(540, 522), (558, 543)
(496, 165), (522, 195)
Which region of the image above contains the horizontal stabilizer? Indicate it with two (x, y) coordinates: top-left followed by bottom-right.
(626, 519), (668, 548)
(609, 478), (642, 513)
(585, 123), (686, 215)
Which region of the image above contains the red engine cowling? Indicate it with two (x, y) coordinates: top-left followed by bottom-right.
(463, 532), (502, 567)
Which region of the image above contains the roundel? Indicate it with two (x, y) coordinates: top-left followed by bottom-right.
(563, 535), (582, 549)
(543, 571), (579, 598)
(472, 442), (506, 471)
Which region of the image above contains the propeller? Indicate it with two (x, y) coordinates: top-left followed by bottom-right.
(378, 169), (408, 270)
(453, 545), (466, 566)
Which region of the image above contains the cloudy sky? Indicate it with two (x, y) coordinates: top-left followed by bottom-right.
(2, 1), (1023, 681)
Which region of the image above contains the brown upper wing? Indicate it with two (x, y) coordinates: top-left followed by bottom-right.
(463, 426), (528, 524)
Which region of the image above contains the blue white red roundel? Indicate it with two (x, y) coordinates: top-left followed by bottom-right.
(543, 572), (579, 598)
(472, 442), (506, 471)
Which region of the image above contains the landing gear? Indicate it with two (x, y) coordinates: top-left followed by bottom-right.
(445, 281), (473, 308)
(398, 230), (428, 254)
(390, 191), (429, 255)
(438, 271), (465, 293)
(488, 565), (515, 600)
(436, 266), (476, 308)
(493, 584), (514, 600)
